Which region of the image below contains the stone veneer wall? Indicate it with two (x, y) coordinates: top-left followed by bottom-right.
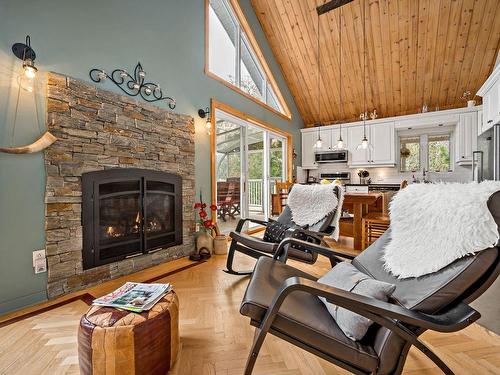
(44, 72), (195, 298)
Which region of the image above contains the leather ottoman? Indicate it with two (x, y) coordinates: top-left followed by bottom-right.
(78, 291), (179, 375)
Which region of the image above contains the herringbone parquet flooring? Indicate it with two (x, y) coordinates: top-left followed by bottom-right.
(0, 254), (499, 375)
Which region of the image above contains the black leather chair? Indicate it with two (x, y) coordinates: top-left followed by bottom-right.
(239, 190), (500, 374)
(225, 185), (343, 275)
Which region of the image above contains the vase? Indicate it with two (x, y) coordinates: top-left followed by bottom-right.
(196, 231), (214, 254)
(213, 235), (228, 255)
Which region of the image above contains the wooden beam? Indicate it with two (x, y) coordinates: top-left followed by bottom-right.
(316, 0), (354, 16)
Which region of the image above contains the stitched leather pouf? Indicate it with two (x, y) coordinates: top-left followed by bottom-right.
(78, 291), (179, 375)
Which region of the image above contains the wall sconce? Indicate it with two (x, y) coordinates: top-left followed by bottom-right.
(0, 35), (57, 154)
(198, 107), (212, 135)
(12, 35), (38, 79)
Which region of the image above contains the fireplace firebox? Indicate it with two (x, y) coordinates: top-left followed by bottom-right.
(82, 169), (182, 270)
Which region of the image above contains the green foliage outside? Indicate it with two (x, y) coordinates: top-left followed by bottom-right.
(428, 140), (450, 172)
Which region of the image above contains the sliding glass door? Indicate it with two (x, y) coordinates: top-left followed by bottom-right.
(214, 109), (288, 234)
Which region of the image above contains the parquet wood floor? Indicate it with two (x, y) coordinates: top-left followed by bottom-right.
(0, 254), (499, 375)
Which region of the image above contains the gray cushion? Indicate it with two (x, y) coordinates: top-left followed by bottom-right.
(318, 262), (396, 340)
(240, 257), (379, 373)
(352, 229), (498, 314)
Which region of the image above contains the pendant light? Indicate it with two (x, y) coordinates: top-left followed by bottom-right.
(313, 9), (323, 149)
(357, 0), (373, 151)
(333, 7), (344, 150)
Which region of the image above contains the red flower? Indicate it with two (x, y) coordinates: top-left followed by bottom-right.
(210, 204), (217, 211)
(199, 210), (207, 218)
(201, 203), (207, 209)
(204, 219), (213, 228)
(194, 203), (202, 208)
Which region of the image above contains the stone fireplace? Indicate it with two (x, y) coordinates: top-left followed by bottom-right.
(44, 72), (195, 298)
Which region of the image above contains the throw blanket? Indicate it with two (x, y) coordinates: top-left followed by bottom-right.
(383, 181), (500, 278)
(287, 184), (340, 231)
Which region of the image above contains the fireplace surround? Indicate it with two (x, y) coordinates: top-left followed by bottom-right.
(82, 168), (183, 269)
(44, 72), (195, 298)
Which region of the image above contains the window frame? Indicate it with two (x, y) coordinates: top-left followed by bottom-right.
(397, 127), (455, 173)
(205, 0), (291, 120)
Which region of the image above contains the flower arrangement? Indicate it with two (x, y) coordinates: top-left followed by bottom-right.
(194, 192), (217, 233)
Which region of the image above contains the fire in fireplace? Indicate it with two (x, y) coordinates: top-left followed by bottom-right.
(82, 168), (182, 270)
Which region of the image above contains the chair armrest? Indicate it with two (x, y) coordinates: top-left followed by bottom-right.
(267, 276), (479, 333)
(235, 218), (269, 232)
(273, 238), (355, 263)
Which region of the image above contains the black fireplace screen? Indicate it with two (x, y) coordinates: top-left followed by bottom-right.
(82, 169), (182, 269)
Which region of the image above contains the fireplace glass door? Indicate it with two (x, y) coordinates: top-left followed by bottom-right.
(98, 180), (142, 260)
(144, 180), (176, 251)
(82, 169), (182, 270)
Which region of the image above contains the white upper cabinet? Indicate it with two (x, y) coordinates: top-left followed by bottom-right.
(370, 122), (395, 165)
(477, 63), (500, 134)
(347, 125), (369, 166)
(301, 131), (318, 168)
(456, 112), (478, 165)
(317, 128), (332, 151)
(347, 122), (395, 167)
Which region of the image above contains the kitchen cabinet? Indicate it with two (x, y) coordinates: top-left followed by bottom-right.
(477, 64), (500, 133)
(301, 131), (318, 168)
(347, 125), (369, 166)
(477, 110), (483, 136)
(347, 122), (395, 167)
(370, 122), (395, 165)
(456, 112), (478, 165)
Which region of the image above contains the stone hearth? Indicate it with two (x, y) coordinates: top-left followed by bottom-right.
(44, 72), (195, 298)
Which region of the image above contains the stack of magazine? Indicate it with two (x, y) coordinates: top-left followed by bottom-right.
(92, 282), (172, 313)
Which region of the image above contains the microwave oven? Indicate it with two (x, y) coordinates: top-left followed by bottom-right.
(314, 150), (348, 163)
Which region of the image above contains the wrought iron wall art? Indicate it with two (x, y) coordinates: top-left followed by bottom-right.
(89, 62), (176, 108)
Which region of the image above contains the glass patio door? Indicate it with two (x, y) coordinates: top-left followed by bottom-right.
(268, 133), (287, 219)
(214, 109), (288, 234)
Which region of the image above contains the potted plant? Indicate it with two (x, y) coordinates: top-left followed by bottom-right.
(190, 192), (217, 261)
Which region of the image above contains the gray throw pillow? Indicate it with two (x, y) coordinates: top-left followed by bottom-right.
(317, 262), (396, 341)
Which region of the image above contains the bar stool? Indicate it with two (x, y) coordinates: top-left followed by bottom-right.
(361, 180), (407, 249)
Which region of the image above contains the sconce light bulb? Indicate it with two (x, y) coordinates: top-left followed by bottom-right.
(24, 65), (36, 79)
(133, 83), (140, 90)
(205, 120), (212, 130)
(120, 70), (128, 78)
(144, 87), (152, 95)
(97, 71), (107, 81)
(154, 86), (161, 95)
(138, 70), (146, 78)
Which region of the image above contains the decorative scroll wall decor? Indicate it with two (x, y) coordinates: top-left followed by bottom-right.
(89, 62), (176, 108)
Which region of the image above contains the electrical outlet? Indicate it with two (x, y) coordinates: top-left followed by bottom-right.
(195, 222), (200, 232)
(33, 249), (45, 264)
(33, 249), (47, 274)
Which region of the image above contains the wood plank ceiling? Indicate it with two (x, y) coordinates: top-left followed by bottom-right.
(251, 0), (500, 126)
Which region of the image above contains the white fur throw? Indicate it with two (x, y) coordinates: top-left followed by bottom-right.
(287, 184), (340, 229)
(383, 181), (500, 278)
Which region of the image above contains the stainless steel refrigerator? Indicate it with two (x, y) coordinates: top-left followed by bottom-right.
(474, 124), (500, 181)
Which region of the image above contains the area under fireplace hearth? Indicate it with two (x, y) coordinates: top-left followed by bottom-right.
(82, 169), (183, 270)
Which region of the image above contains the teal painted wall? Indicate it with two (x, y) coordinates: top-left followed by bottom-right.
(0, 0), (303, 314)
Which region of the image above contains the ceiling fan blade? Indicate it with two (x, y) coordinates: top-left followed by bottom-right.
(316, 0), (354, 15)
(0, 131), (57, 154)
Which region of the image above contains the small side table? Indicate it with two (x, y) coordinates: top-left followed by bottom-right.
(78, 291), (179, 375)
